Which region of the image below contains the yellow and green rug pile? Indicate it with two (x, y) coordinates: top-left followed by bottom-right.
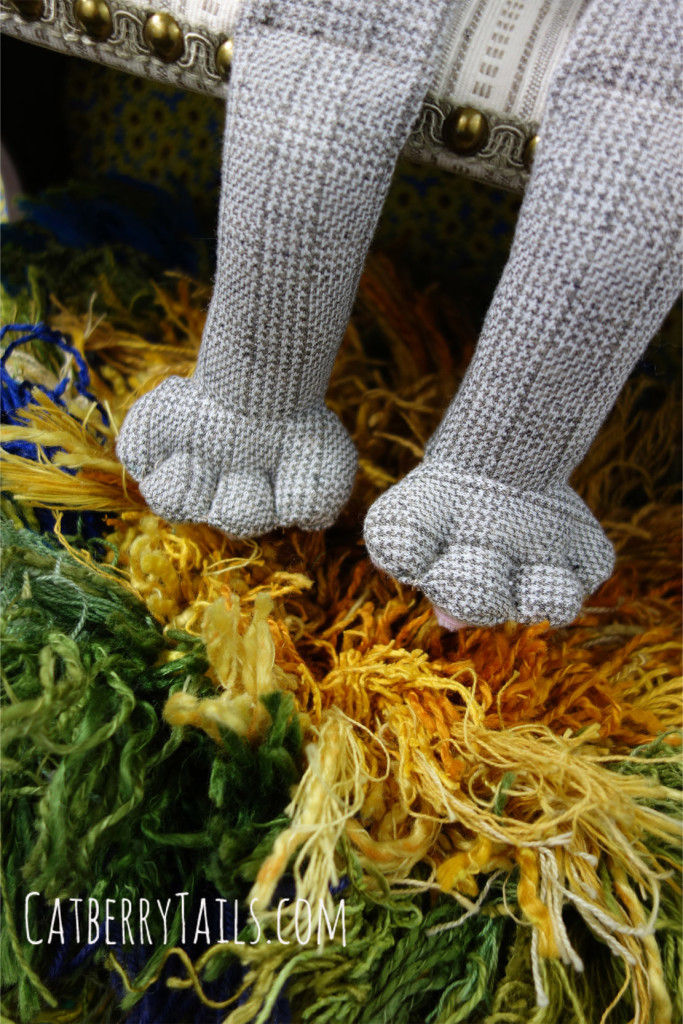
(1, 217), (681, 1024)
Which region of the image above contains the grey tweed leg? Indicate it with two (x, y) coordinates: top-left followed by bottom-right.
(364, 0), (682, 628)
(116, 0), (456, 536)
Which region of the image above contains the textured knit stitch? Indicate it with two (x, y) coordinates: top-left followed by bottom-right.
(365, 0), (682, 627)
(116, 0), (458, 535)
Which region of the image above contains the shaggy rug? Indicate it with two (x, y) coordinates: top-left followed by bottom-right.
(1, 193), (681, 1024)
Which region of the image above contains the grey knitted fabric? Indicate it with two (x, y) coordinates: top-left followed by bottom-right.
(116, 0), (456, 534)
(365, 0), (682, 627)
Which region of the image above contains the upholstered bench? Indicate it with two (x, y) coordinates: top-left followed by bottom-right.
(0, 0), (588, 193)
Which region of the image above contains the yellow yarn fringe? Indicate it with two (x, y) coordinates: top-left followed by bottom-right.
(147, 587), (681, 1024)
(164, 592), (300, 742)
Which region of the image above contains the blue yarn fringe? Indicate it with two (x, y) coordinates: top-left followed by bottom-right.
(1, 321), (109, 537)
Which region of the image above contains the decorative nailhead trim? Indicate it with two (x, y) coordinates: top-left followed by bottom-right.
(73, 0), (112, 41)
(214, 35), (232, 78)
(9, 0), (43, 20)
(142, 11), (184, 63)
(0, 2), (538, 192)
(407, 97), (538, 193)
(0, 0), (231, 96)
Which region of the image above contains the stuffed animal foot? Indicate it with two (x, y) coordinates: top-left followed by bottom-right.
(363, 462), (614, 628)
(362, 0), (679, 630)
(116, 376), (357, 536)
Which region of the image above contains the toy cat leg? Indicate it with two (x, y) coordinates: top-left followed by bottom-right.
(365, 0), (682, 629)
(116, 0), (455, 536)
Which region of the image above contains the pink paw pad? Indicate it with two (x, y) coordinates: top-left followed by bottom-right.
(432, 605), (469, 631)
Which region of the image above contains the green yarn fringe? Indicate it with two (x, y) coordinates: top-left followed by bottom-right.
(0, 514), (302, 1022)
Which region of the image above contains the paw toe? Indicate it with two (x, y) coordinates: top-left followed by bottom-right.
(209, 471), (277, 537)
(274, 410), (358, 529)
(513, 564), (584, 626)
(140, 452), (217, 523)
(364, 476), (449, 581)
(419, 545), (516, 626)
(117, 376), (196, 480)
(569, 531), (615, 594)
